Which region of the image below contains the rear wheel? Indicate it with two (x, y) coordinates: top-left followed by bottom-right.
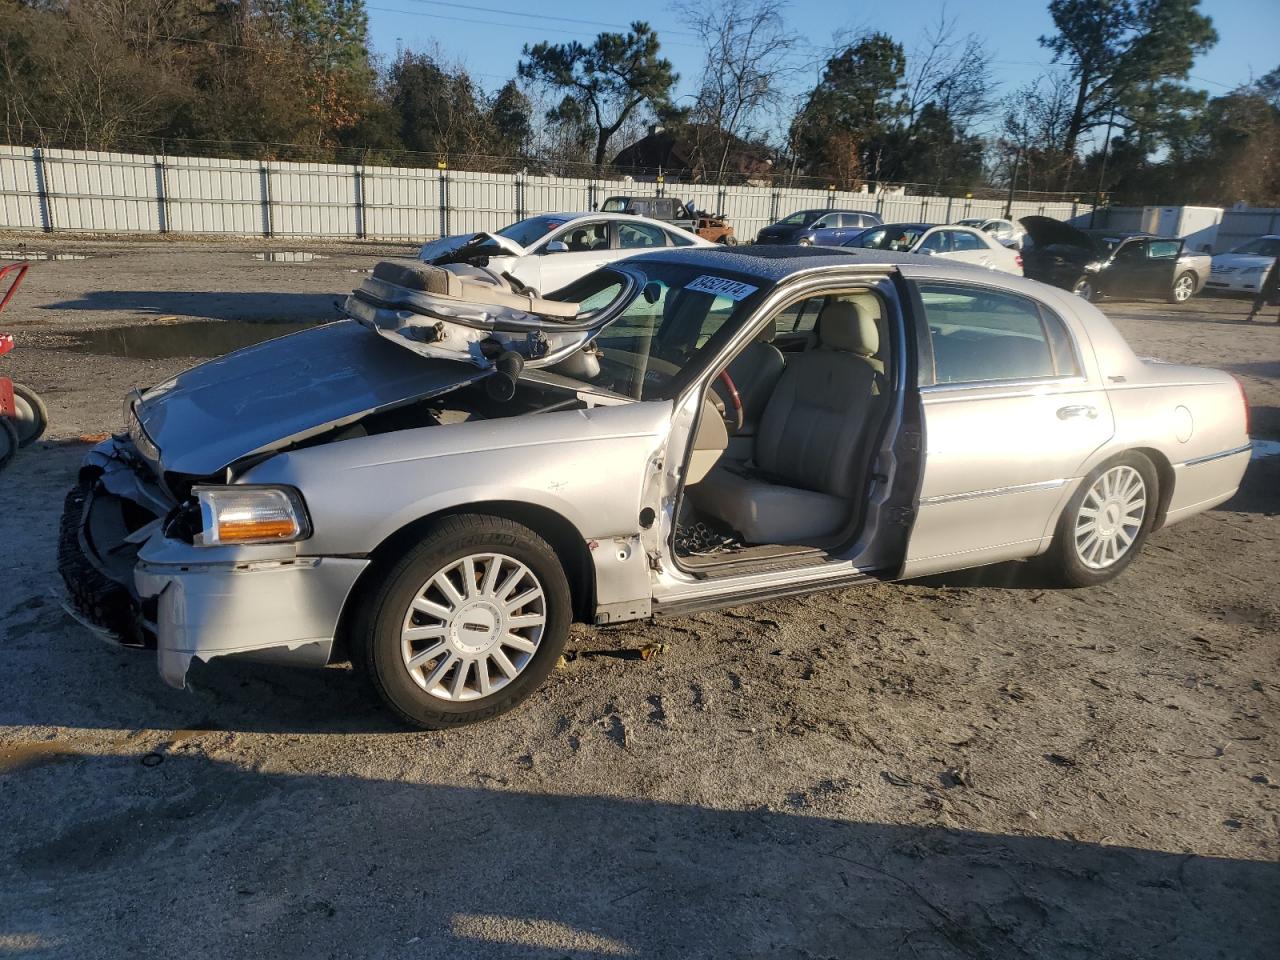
(1169, 271), (1196, 303)
(352, 514), (571, 728)
(9, 383), (48, 446)
(1045, 452), (1157, 587)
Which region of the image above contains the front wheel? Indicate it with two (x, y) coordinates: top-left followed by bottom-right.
(1072, 276), (1095, 301)
(1045, 453), (1157, 587)
(1169, 271), (1196, 303)
(352, 514), (571, 729)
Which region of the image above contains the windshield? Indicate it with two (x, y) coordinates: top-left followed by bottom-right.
(1231, 237), (1280, 256)
(496, 215), (571, 248)
(848, 224), (927, 251)
(955, 218), (984, 227)
(779, 210), (821, 226)
(548, 264), (770, 400)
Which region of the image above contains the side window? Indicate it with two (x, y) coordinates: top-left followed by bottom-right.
(951, 230), (983, 252)
(1147, 240), (1180, 259)
(1115, 240), (1146, 260)
(837, 214), (858, 228)
(918, 231), (950, 254)
(918, 282), (1078, 384)
(617, 221), (668, 249)
(666, 229), (697, 248)
(552, 221), (609, 252)
(774, 296), (824, 334)
(812, 214), (835, 229)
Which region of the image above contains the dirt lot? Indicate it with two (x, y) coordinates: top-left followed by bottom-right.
(1, 238), (1277, 959)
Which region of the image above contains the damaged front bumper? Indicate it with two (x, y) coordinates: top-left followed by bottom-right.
(59, 437), (368, 688)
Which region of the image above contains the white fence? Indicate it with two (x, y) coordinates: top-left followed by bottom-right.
(0, 144), (1089, 241)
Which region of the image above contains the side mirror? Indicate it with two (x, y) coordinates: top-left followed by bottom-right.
(546, 241), (569, 253)
(918, 247), (936, 256)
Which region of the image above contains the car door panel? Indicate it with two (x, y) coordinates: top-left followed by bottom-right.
(902, 281), (1115, 577)
(536, 221), (615, 293)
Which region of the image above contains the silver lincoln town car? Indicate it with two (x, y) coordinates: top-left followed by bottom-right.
(59, 247), (1251, 728)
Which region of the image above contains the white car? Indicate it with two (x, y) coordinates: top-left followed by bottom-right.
(417, 212), (714, 294)
(955, 217), (1027, 249)
(1206, 235), (1280, 295)
(844, 222), (1023, 275)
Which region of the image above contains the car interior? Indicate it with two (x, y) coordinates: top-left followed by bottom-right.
(674, 288), (893, 567)
(560, 222), (610, 251)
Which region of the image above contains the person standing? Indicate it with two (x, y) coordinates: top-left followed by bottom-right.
(1246, 256), (1279, 322)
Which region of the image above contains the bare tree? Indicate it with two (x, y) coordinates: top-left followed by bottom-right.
(997, 71), (1077, 191)
(678, 0), (799, 183)
(904, 10), (993, 134)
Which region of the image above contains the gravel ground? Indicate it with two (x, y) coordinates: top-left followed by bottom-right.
(1, 238), (1277, 959)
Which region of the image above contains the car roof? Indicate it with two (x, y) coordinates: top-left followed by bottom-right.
(623, 244), (970, 283)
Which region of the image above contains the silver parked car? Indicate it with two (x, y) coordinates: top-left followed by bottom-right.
(60, 248), (1252, 728)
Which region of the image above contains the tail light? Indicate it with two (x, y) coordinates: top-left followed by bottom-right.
(1232, 375), (1250, 435)
(1015, 254), (1024, 272)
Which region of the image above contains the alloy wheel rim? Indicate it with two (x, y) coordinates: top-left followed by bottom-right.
(400, 552), (546, 701)
(1073, 279), (1092, 299)
(1074, 465), (1146, 570)
(1174, 275), (1193, 301)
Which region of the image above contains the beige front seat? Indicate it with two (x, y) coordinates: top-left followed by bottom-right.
(691, 299), (883, 544)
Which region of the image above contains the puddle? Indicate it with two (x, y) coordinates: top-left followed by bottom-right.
(0, 741), (79, 774)
(0, 249), (90, 261)
(252, 251), (326, 263)
(1251, 439), (1280, 460)
(64, 318), (323, 359)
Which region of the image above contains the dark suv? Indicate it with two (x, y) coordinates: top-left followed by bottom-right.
(755, 209), (883, 246)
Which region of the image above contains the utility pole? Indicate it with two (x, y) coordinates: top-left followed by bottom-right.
(1004, 146), (1021, 220)
(1089, 107), (1117, 229)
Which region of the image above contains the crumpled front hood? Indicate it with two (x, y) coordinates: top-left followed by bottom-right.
(418, 232), (526, 262)
(134, 320), (486, 477)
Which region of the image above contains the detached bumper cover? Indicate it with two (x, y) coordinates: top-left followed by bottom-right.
(135, 555), (368, 688)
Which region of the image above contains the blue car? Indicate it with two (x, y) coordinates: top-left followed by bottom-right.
(755, 208), (883, 246)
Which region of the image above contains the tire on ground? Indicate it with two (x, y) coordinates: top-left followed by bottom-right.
(1044, 451), (1159, 588)
(351, 513), (572, 729)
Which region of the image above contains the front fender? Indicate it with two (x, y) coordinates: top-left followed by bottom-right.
(239, 401), (674, 557)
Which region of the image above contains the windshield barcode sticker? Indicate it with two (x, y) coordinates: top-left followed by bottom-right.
(685, 275), (758, 301)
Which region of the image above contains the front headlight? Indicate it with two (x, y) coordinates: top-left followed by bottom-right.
(194, 486), (311, 546)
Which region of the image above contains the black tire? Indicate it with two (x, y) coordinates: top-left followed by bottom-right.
(10, 382), (48, 447)
(351, 514), (571, 729)
(0, 416), (17, 472)
(1044, 452), (1158, 588)
(1168, 271), (1196, 304)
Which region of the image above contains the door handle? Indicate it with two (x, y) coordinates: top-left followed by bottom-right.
(1057, 404), (1098, 420)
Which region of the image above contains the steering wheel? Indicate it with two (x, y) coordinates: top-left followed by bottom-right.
(716, 370), (744, 432)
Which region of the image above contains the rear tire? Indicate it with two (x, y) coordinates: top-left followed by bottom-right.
(1169, 271), (1196, 304)
(351, 514), (571, 729)
(1045, 452), (1158, 587)
(10, 383), (48, 446)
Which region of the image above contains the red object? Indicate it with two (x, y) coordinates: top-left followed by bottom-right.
(0, 262), (28, 314)
(0, 334), (13, 358)
(1015, 253), (1024, 271)
(0, 377), (14, 419)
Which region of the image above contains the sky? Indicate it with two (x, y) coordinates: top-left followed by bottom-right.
(363, 0), (1278, 140)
